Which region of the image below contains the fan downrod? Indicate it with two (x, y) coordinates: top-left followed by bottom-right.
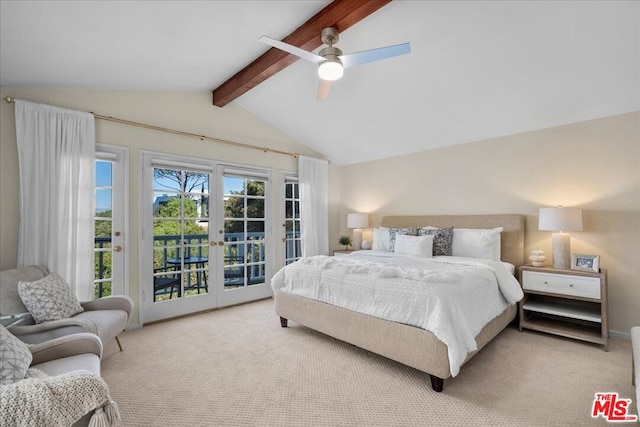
(321, 27), (339, 46)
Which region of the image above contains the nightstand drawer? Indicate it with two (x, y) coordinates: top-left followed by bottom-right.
(522, 271), (600, 299)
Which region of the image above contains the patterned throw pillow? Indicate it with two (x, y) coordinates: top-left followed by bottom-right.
(17, 273), (84, 324)
(419, 226), (454, 256)
(388, 227), (419, 251)
(0, 324), (33, 385)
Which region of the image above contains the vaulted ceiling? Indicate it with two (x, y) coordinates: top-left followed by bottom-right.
(1, 1), (638, 165)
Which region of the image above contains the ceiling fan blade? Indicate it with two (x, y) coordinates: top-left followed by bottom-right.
(339, 42), (411, 69)
(259, 36), (325, 64)
(317, 79), (331, 101)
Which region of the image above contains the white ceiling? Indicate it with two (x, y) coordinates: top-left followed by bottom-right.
(1, 1), (638, 165)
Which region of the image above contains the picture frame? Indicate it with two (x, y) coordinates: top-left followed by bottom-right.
(571, 253), (600, 272)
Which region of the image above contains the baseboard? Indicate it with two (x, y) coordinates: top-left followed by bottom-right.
(610, 329), (631, 340)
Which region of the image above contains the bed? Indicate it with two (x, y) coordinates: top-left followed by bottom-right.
(272, 214), (526, 391)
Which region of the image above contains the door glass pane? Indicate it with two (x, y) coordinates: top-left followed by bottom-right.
(225, 197), (244, 218)
(247, 180), (265, 196)
(247, 199), (264, 218)
(152, 167), (210, 302)
(96, 161), (112, 186)
(247, 221), (265, 233)
(284, 180), (301, 264)
(224, 177), (244, 195)
(94, 160), (113, 298)
(224, 175), (267, 289)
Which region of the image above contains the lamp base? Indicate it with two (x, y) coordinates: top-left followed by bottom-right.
(551, 233), (571, 269)
(352, 229), (363, 251)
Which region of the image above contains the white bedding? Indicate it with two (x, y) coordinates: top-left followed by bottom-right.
(271, 251), (523, 376)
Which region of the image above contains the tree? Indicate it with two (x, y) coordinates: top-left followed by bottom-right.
(94, 210), (113, 296)
(224, 180), (265, 233)
(154, 197), (206, 236)
(153, 197), (207, 266)
(154, 169), (208, 193)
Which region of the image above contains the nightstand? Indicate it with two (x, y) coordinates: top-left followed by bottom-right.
(519, 265), (608, 350)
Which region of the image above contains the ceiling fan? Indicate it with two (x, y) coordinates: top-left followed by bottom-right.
(259, 27), (411, 100)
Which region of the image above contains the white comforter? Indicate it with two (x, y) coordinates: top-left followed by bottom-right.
(271, 251), (524, 376)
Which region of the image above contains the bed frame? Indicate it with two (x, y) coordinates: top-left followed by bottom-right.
(275, 214), (526, 392)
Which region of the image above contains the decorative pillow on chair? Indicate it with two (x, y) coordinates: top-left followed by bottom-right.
(0, 324), (33, 385)
(18, 273), (84, 324)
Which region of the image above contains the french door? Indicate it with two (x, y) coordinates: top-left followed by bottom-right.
(141, 152), (272, 323)
(283, 175), (302, 265)
(94, 145), (128, 299)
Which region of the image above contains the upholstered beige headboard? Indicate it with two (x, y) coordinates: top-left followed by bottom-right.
(380, 214), (526, 269)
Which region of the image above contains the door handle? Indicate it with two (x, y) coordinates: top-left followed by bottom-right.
(218, 241), (224, 246)
(114, 246), (122, 252)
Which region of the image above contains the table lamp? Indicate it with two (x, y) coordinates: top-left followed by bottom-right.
(538, 206), (583, 269)
(347, 213), (369, 250)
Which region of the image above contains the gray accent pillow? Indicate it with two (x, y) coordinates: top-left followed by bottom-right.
(388, 227), (419, 251)
(419, 226), (454, 256)
(0, 324), (32, 385)
(18, 273), (84, 324)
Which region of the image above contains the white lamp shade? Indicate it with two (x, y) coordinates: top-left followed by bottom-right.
(347, 213), (369, 229)
(538, 207), (583, 232)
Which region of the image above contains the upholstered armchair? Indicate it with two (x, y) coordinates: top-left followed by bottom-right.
(1, 330), (119, 426)
(0, 265), (134, 350)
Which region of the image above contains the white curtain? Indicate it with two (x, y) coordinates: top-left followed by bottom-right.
(15, 100), (96, 301)
(298, 156), (329, 256)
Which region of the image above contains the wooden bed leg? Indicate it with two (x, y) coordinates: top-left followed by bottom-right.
(279, 317), (288, 328)
(430, 375), (444, 392)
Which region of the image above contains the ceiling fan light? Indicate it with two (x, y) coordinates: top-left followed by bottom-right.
(318, 60), (343, 81)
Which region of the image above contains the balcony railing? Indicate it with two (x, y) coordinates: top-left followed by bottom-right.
(94, 232), (287, 299)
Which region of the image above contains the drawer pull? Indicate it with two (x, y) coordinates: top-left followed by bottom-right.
(569, 284), (574, 287)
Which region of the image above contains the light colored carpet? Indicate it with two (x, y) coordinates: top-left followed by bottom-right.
(101, 298), (636, 426)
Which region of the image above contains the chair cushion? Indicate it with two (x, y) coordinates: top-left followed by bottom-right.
(33, 353), (100, 377)
(18, 273), (84, 324)
(73, 310), (128, 343)
(0, 324), (33, 385)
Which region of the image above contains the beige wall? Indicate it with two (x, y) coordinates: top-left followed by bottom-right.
(0, 87), (327, 325)
(337, 112), (640, 335)
(1, 86), (637, 334)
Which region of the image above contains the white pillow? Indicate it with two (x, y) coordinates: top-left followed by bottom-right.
(372, 227), (391, 252)
(0, 324), (33, 385)
(394, 234), (434, 258)
(451, 227), (503, 260)
(18, 273), (84, 324)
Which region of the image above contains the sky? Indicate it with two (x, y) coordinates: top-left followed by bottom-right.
(95, 161), (244, 213)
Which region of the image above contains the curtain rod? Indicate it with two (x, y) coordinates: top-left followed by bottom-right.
(3, 95), (301, 159)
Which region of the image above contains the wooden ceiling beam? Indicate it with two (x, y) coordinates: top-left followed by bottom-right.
(211, 0), (392, 107)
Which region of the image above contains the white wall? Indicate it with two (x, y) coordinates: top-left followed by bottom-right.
(0, 87), (327, 325)
(336, 112), (640, 335)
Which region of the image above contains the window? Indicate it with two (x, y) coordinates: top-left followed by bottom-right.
(94, 145), (127, 299)
(283, 176), (301, 264)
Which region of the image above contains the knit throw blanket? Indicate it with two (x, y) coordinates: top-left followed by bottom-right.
(0, 368), (120, 427)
